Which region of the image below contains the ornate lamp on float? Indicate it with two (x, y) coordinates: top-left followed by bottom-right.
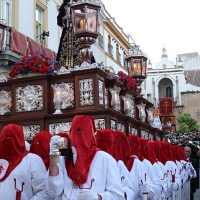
(146, 108), (154, 126)
(122, 94), (134, 117)
(109, 86), (121, 111)
(136, 103), (146, 123)
(71, 0), (101, 63)
(125, 43), (148, 96)
(52, 83), (62, 114)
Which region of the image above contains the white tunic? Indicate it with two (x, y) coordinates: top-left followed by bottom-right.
(141, 159), (163, 200)
(117, 160), (135, 200)
(0, 153), (53, 200)
(129, 158), (154, 200)
(46, 151), (125, 200)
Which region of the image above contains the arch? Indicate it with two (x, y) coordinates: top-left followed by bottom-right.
(158, 78), (173, 99)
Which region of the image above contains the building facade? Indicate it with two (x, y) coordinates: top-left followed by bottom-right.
(146, 47), (200, 125)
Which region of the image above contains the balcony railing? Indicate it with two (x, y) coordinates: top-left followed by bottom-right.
(98, 33), (104, 49)
(0, 25), (56, 60)
(108, 43), (113, 57)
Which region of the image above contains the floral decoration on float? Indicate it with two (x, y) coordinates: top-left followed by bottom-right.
(9, 51), (58, 79)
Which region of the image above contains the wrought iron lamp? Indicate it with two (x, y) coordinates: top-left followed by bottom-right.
(125, 44), (148, 96)
(71, 0), (101, 63)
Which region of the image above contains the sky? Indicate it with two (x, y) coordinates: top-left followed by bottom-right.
(102, 0), (200, 67)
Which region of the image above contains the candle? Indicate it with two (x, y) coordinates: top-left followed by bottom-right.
(113, 93), (117, 104)
(55, 90), (61, 102)
(172, 174), (175, 183)
(124, 100), (130, 111)
(80, 19), (84, 30)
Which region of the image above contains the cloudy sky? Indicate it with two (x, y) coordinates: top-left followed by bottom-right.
(102, 0), (200, 67)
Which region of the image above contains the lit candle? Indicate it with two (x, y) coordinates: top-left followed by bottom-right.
(55, 90), (61, 102)
(113, 93), (118, 104)
(141, 108), (145, 117)
(124, 100), (130, 111)
(80, 20), (84, 30)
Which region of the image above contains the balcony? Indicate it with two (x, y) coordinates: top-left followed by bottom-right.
(108, 43), (113, 57)
(0, 24), (57, 74)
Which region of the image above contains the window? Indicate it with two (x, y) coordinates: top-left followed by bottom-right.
(1, 0), (12, 26)
(98, 33), (104, 49)
(36, 8), (42, 43)
(108, 35), (113, 57)
(123, 51), (127, 67)
(108, 43), (113, 57)
(166, 86), (172, 97)
(116, 44), (121, 64)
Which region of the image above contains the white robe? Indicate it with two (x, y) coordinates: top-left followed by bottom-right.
(0, 153), (53, 200)
(46, 151), (125, 200)
(117, 160), (135, 200)
(129, 158), (154, 200)
(142, 159), (164, 200)
(164, 161), (182, 200)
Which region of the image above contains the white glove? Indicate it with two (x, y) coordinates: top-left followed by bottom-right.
(141, 182), (150, 194)
(79, 190), (98, 200)
(171, 183), (178, 191)
(49, 135), (61, 156)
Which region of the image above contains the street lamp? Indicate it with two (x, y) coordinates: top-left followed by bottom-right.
(71, 0), (101, 63)
(125, 44), (148, 95)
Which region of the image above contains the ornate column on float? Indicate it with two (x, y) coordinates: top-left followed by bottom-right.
(125, 43), (148, 96)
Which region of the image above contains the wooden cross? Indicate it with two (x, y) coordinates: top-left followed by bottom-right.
(163, 100), (170, 114)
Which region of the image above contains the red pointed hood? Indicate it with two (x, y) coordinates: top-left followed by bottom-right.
(139, 138), (148, 161)
(147, 141), (157, 164)
(113, 131), (132, 171)
(66, 115), (98, 185)
(153, 141), (168, 165)
(112, 131), (131, 165)
(96, 129), (116, 158)
(30, 131), (52, 170)
(0, 124), (29, 182)
(160, 141), (176, 163)
(127, 134), (141, 158)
